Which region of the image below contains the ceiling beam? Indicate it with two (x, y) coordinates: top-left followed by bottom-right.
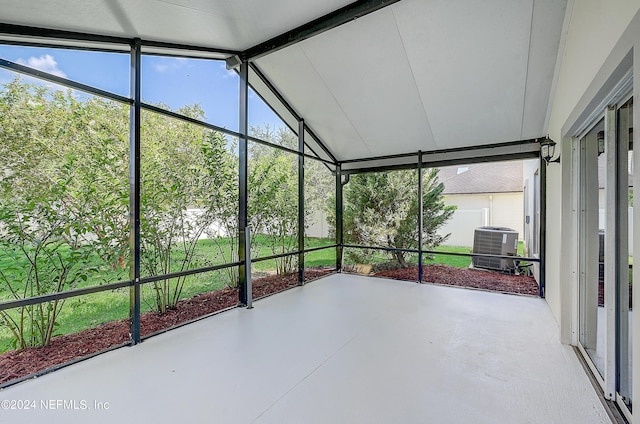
(0, 23), (241, 56)
(241, 0), (401, 61)
(341, 138), (542, 172)
(0, 22), (131, 46)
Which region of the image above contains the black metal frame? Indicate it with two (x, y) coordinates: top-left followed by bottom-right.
(340, 139), (541, 174)
(0, 23), (239, 56)
(249, 63), (338, 164)
(0, 261), (243, 312)
(336, 165), (344, 272)
(238, 61), (249, 306)
(298, 119), (306, 285)
(0, 19), (551, 387)
(0, 30), (341, 313)
(242, 0), (401, 61)
(129, 38), (142, 344)
(251, 245), (337, 265)
(342, 139), (541, 165)
(418, 152), (424, 283)
(539, 155), (547, 298)
(342, 244), (541, 265)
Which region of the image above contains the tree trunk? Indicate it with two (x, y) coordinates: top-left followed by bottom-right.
(392, 251), (407, 268)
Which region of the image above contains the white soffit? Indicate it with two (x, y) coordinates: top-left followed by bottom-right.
(256, 45), (375, 160)
(248, 66), (335, 163)
(255, 0), (567, 162)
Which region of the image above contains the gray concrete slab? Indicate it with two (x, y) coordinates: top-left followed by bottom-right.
(0, 274), (610, 423)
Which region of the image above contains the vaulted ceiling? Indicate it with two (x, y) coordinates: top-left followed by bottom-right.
(0, 0), (568, 167)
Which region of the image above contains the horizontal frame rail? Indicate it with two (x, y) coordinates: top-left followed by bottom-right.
(0, 280), (133, 311)
(141, 104), (335, 166)
(342, 243), (419, 254)
(138, 261), (243, 284)
(251, 244), (338, 264)
(0, 23), (240, 56)
(0, 261), (241, 312)
(0, 57), (335, 168)
(0, 244), (339, 311)
(0, 57), (133, 104)
(343, 244), (540, 263)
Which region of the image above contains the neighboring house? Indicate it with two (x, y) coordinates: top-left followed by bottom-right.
(437, 161), (527, 248)
(522, 159), (541, 261)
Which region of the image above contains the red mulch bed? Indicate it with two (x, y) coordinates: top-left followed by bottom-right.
(0, 269), (331, 386)
(373, 264), (540, 296)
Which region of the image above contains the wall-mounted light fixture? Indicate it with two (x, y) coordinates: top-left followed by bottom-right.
(539, 137), (560, 165)
(597, 131), (605, 155)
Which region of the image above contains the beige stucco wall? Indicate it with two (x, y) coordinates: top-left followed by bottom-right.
(546, 0), (640, 332)
(546, 2), (640, 416)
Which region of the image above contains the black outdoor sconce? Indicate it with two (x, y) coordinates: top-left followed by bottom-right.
(539, 136), (560, 165)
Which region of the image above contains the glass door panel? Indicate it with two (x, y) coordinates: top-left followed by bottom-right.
(617, 98), (632, 414)
(579, 119), (605, 377)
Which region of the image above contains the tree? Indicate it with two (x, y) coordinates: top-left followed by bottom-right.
(246, 125), (337, 274)
(248, 126), (299, 274)
(0, 76), (338, 349)
(334, 168), (455, 267)
(0, 78), (238, 334)
(0, 79), (125, 347)
(139, 106), (235, 312)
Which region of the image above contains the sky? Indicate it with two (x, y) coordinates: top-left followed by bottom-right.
(0, 44), (287, 133)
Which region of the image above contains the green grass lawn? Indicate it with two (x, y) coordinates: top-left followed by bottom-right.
(426, 245), (473, 268)
(427, 242), (526, 267)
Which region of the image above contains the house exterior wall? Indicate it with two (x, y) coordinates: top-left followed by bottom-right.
(440, 193), (523, 247)
(547, 0), (640, 332)
(547, 2), (640, 419)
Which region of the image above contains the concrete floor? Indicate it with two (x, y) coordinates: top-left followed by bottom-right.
(0, 274), (611, 423)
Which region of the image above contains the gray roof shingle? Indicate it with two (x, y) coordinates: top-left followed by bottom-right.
(438, 161), (523, 194)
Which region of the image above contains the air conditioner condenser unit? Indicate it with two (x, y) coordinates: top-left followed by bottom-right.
(472, 226), (519, 271)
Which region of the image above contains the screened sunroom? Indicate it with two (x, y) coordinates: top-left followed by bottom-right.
(0, 1), (638, 423)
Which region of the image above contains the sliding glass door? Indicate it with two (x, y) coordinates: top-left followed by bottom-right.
(578, 118), (605, 376)
(577, 97), (633, 420)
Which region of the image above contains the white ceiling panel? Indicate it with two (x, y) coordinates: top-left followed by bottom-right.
(252, 0), (565, 165)
(256, 46), (374, 160)
(0, 0), (354, 51)
(248, 66), (299, 134)
(393, 0), (533, 149)
(297, 8), (437, 158)
(520, 0), (568, 139)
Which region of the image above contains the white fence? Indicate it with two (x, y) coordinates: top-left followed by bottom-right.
(438, 209), (489, 248)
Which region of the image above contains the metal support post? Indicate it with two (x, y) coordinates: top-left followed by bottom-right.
(418, 152), (423, 283)
(336, 165), (344, 272)
(238, 62), (249, 306)
(298, 119), (305, 285)
(128, 38), (142, 344)
(245, 227), (252, 309)
(539, 155), (546, 299)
